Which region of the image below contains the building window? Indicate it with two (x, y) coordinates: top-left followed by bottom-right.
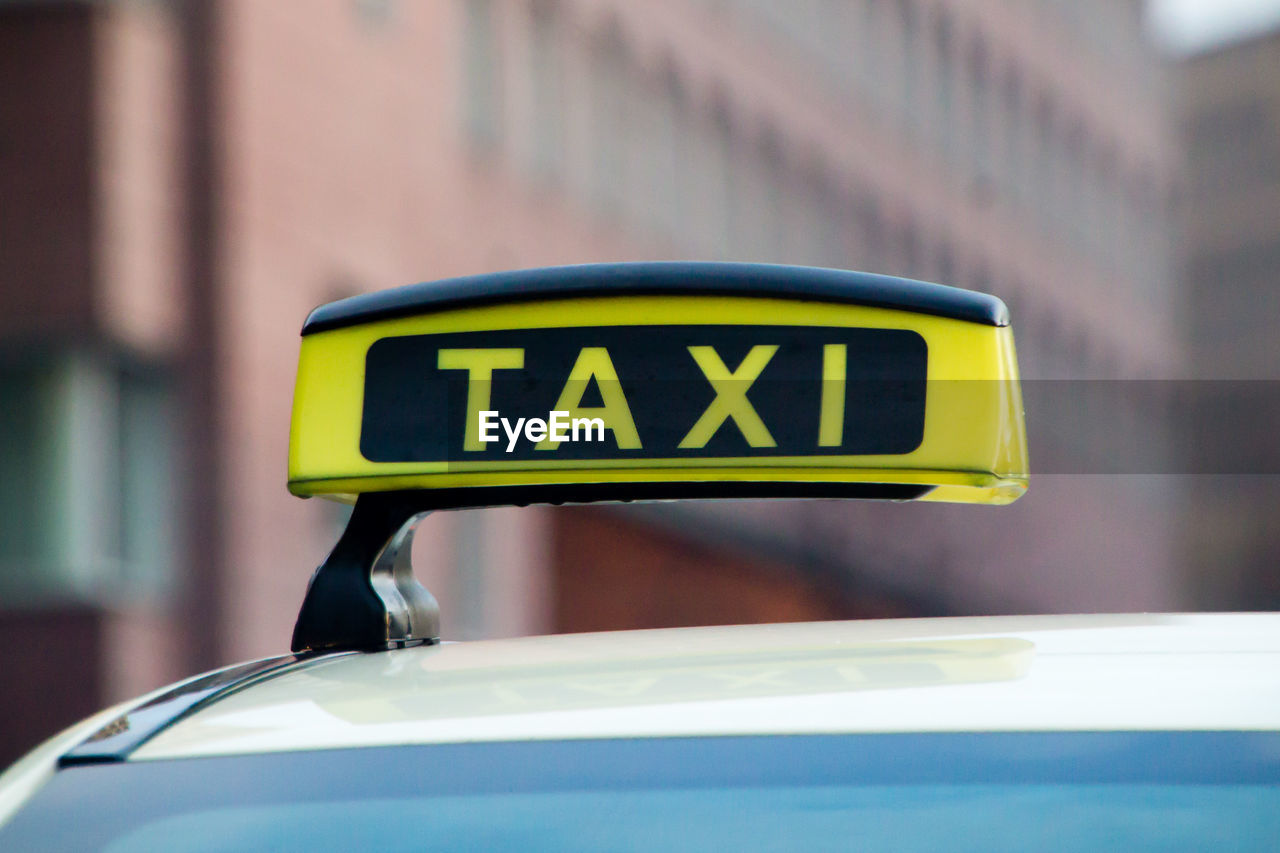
(1188, 99), (1280, 194)
(861, 0), (882, 108)
(856, 191), (886, 272)
(1034, 95), (1057, 228)
(452, 509), (490, 640)
(463, 0), (504, 150)
(897, 0), (918, 135)
(936, 241), (955, 285)
(710, 97), (736, 259)
(353, 0), (397, 28)
(1005, 70), (1029, 210)
(117, 366), (178, 596)
(634, 72), (669, 237)
(758, 129), (787, 261)
(1092, 146), (1117, 270)
(900, 221), (920, 277)
(969, 262), (993, 297)
(587, 22), (629, 216)
(812, 167), (844, 268)
(969, 36), (991, 180)
(0, 351), (177, 606)
(658, 63), (690, 245)
(528, 0), (565, 180)
(932, 10), (954, 159)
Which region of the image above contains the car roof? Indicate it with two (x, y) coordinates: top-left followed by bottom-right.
(130, 613), (1280, 761)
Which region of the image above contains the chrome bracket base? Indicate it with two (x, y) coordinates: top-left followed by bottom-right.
(291, 493), (440, 652)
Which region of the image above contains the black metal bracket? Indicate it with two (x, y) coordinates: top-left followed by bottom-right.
(291, 493), (440, 653)
(289, 482), (932, 652)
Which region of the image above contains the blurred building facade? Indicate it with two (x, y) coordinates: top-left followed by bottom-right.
(0, 0), (1181, 764)
(1178, 24), (1280, 609)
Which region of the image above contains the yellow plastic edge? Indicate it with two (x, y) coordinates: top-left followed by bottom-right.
(288, 295), (1028, 505)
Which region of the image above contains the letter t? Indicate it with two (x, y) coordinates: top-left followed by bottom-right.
(438, 348), (525, 451)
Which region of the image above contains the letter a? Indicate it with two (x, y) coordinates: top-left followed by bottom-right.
(537, 348), (642, 449)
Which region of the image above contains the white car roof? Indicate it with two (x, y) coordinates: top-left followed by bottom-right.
(131, 613), (1280, 761)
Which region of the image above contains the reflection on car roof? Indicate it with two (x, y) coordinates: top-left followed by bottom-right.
(135, 613), (1280, 761)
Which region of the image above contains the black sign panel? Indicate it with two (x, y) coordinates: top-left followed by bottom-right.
(361, 325), (926, 463)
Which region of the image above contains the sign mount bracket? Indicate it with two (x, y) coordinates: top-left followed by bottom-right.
(291, 493), (440, 653)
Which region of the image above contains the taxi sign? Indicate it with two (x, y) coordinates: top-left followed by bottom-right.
(288, 263), (1027, 507)
(289, 263), (1027, 651)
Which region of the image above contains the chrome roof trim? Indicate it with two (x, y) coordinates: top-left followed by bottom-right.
(58, 652), (353, 767)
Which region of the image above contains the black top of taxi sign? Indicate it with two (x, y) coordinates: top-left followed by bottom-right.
(301, 262), (1010, 335)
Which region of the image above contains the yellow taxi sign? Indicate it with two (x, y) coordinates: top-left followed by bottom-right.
(288, 263), (1027, 506)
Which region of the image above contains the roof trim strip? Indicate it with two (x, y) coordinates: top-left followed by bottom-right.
(301, 263), (1010, 335)
(58, 652), (352, 766)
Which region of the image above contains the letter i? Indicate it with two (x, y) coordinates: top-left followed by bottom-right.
(819, 344), (846, 447)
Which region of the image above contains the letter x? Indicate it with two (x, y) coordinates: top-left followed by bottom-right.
(679, 345), (778, 448)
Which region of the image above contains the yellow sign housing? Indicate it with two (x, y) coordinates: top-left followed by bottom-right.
(288, 263), (1028, 506)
